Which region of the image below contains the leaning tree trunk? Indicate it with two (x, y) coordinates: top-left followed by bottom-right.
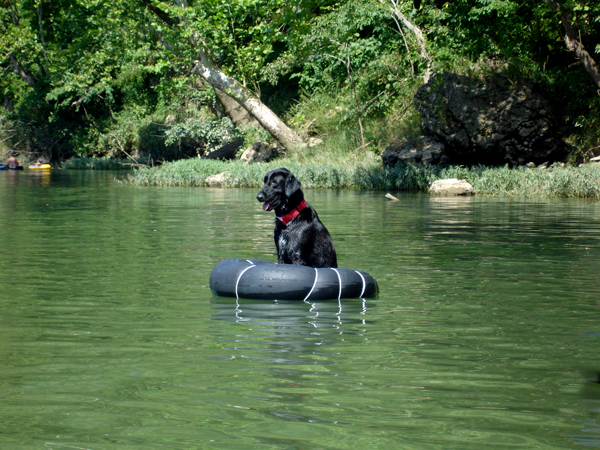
(143, 0), (305, 151)
(387, 0), (434, 84)
(213, 87), (265, 133)
(543, 0), (600, 90)
(8, 53), (36, 87)
(192, 50), (305, 151)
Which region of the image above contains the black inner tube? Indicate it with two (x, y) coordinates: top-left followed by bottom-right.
(210, 258), (378, 301)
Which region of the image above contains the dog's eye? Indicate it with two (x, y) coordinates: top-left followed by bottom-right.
(270, 179), (277, 185)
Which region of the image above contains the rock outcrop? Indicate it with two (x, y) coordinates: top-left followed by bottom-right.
(240, 142), (281, 163)
(382, 137), (446, 166)
(409, 72), (565, 166)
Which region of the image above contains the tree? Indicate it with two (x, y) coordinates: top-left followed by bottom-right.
(543, 0), (600, 90)
(141, 0), (305, 151)
(275, 0), (414, 147)
(1, 0), (38, 88)
(2, 0), (600, 159)
(191, 48), (305, 150)
(386, 0), (433, 83)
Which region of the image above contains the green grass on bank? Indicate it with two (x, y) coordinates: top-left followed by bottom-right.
(125, 158), (600, 199)
(127, 159), (376, 189)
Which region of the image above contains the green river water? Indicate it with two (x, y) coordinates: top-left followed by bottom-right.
(0, 169), (599, 450)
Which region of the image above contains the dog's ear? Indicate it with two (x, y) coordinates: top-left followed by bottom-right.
(284, 170), (301, 197)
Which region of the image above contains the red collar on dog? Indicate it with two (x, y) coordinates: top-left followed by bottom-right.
(277, 200), (306, 226)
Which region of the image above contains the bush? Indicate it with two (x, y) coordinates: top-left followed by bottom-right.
(164, 117), (238, 155)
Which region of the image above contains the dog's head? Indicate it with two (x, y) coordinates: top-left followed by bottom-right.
(256, 168), (302, 211)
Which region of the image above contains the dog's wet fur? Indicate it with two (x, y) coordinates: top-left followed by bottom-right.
(257, 168), (337, 268)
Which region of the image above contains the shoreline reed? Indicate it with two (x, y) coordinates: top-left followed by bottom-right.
(123, 158), (600, 199)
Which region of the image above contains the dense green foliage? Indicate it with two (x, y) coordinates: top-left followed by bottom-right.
(127, 158), (600, 199)
(2, 0), (599, 162)
(60, 157), (131, 170)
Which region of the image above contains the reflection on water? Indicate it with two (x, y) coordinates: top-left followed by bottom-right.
(1, 168), (52, 187)
(573, 381), (600, 447)
(27, 170), (51, 188)
(573, 334), (600, 448)
(1, 171), (600, 449)
(211, 297), (367, 357)
(210, 297), (372, 428)
(212, 297), (367, 328)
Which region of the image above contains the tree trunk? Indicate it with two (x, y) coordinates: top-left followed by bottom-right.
(143, 0), (305, 151)
(192, 50), (304, 151)
(213, 87), (265, 132)
(387, 0), (434, 83)
(543, 0), (600, 90)
(9, 53), (36, 88)
(37, 1), (49, 72)
(203, 137), (244, 160)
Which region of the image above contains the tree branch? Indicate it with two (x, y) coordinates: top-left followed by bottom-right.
(389, 17), (414, 78)
(37, 1), (49, 72)
(384, 0), (433, 83)
(8, 52), (36, 87)
(144, 0), (304, 150)
(138, 0), (182, 27)
(543, 0), (600, 90)
(319, 37), (366, 147)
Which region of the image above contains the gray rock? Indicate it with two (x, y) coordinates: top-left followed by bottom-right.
(205, 171), (231, 187)
(240, 142), (280, 163)
(429, 178), (475, 196)
(307, 137), (323, 148)
(382, 137), (446, 167)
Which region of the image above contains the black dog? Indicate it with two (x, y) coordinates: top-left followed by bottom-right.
(256, 168), (337, 268)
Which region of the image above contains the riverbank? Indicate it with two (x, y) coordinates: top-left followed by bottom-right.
(124, 158), (600, 199)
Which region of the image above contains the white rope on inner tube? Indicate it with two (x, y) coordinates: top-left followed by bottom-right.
(303, 268), (319, 301)
(331, 268), (343, 299)
(235, 262), (256, 299)
(355, 270), (367, 298)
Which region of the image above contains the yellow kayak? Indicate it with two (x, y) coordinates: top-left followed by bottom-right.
(29, 164), (51, 170)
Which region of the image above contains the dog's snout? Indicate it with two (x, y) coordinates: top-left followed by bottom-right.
(257, 191), (265, 201)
